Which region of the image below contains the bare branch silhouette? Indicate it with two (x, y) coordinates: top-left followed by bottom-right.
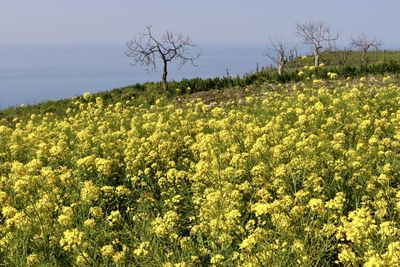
(264, 38), (297, 76)
(295, 21), (339, 67)
(350, 33), (382, 64)
(125, 26), (201, 90)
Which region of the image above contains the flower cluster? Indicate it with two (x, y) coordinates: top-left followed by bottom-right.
(0, 77), (400, 265)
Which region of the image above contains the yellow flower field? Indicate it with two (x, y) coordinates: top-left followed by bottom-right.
(1, 77), (400, 266)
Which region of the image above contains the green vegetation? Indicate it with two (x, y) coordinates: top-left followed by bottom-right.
(289, 50), (400, 68)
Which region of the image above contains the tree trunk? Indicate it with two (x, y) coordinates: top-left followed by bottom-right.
(277, 63), (283, 76)
(361, 50), (367, 64)
(314, 50), (320, 67)
(162, 61), (168, 90)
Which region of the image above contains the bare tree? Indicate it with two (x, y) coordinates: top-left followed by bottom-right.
(337, 47), (352, 66)
(264, 38), (297, 76)
(125, 26), (201, 91)
(295, 21), (339, 67)
(350, 33), (381, 64)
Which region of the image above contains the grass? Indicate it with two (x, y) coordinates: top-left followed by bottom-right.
(289, 49), (400, 68)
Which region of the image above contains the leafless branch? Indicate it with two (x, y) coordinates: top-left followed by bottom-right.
(337, 47), (352, 66)
(125, 26), (201, 90)
(295, 21), (339, 66)
(264, 38), (297, 75)
(350, 33), (382, 63)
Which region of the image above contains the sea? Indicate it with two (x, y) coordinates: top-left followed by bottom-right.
(0, 43), (269, 109)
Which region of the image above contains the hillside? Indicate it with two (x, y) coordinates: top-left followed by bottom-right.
(2, 50), (400, 121)
(288, 49), (400, 68)
(1, 72), (400, 265)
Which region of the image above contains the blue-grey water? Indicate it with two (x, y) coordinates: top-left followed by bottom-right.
(0, 43), (268, 109)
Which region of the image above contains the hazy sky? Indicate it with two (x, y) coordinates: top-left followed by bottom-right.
(1, 0), (399, 48)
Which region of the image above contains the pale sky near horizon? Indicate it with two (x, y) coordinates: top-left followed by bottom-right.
(0, 0), (399, 48)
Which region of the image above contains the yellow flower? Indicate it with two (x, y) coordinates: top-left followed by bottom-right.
(82, 92), (92, 100)
(338, 246), (356, 264)
(116, 185), (131, 197)
(96, 97), (104, 106)
(80, 181), (100, 202)
(291, 239), (305, 254)
(101, 244), (114, 257)
(252, 203), (269, 216)
(308, 198), (325, 213)
(382, 75), (391, 82)
(89, 206), (103, 219)
(26, 253), (42, 266)
(60, 228), (85, 252)
(364, 253), (385, 267)
(83, 219), (96, 228)
(275, 164), (286, 177)
(2, 206), (17, 218)
(312, 79), (323, 84)
(76, 155), (96, 168)
(340, 207), (376, 243)
(133, 241), (150, 257)
(210, 254), (224, 264)
(95, 158), (112, 176)
(112, 248), (127, 264)
(326, 192), (346, 210)
(327, 72), (338, 79)
(378, 221), (398, 237)
(76, 252), (90, 266)
(107, 210), (122, 227)
(386, 241), (400, 258)
(152, 211), (179, 236)
(57, 206), (73, 226)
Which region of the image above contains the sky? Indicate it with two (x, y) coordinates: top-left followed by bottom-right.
(1, 0), (400, 48)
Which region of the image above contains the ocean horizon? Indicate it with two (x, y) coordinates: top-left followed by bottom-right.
(0, 42), (269, 109)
